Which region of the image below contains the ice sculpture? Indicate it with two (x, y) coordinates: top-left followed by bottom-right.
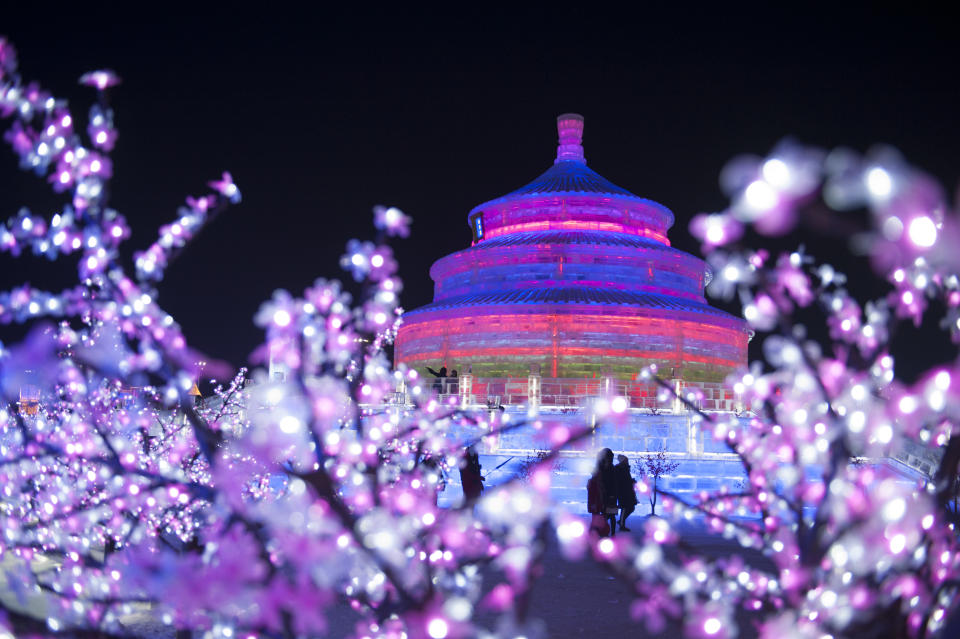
(396, 114), (748, 394)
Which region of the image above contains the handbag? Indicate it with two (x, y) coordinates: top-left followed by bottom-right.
(590, 513), (610, 537)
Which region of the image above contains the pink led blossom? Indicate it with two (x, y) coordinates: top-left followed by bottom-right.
(374, 204), (412, 237)
(207, 170), (241, 203)
(690, 211), (744, 250)
(78, 68), (120, 90)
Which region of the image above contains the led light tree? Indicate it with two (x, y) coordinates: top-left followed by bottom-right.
(0, 37), (591, 639)
(620, 141), (960, 638)
(637, 449), (680, 517)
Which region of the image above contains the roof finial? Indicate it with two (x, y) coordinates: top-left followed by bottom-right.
(555, 113), (585, 165)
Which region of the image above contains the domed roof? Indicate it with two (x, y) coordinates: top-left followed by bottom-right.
(468, 113), (673, 225)
(494, 159), (637, 199)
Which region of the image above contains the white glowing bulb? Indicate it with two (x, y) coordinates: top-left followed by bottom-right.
(848, 411), (866, 433)
(934, 370), (951, 390)
(907, 216), (937, 248)
(427, 618), (449, 639)
(889, 533), (906, 554)
(883, 498), (906, 522)
(762, 158), (790, 188)
(703, 617), (722, 635)
(866, 167), (892, 198)
(744, 180), (777, 211)
(829, 543), (849, 567)
(274, 309), (292, 327)
(278, 415), (300, 434)
(705, 223), (725, 244)
(371, 254), (384, 268)
(557, 520), (585, 542)
(898, 395), (918, 414)
(876, 423), (894, 444)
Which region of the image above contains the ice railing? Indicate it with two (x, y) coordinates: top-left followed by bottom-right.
(407, 376), (742, 413)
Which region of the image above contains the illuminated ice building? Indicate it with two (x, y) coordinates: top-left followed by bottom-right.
(391, 114), (769, 510)
(397, 114), (749, 389)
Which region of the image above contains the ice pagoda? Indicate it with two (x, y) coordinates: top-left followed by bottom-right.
(395, 114), (748, 407)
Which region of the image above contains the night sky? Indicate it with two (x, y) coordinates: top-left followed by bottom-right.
(2, 5), (958, 378)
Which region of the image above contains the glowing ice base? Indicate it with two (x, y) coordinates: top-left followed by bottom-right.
(436, 409), (927, 515)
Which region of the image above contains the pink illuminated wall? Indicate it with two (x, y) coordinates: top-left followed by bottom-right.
(396, 114), (749, 383)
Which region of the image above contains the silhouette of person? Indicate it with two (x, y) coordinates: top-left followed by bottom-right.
(614, 454), (638, 531)
(598, 448), (618, 536)
(459, 446), (485, 505)
(426, 366), (447, 392)
(588, 448), (618, 537)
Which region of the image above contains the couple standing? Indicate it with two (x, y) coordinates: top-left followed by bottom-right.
(587, 448), (638, 536)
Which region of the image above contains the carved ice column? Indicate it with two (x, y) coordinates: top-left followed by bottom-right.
(528, 363), (541, 414)
(459, 371), (473, 408)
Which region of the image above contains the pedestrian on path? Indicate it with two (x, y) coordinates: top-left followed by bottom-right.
(459, 446), (485, 505)
(614, 454), (638, 531)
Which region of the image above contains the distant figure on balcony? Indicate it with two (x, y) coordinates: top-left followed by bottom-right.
(426, 366), (448, 392)
(459, 446), (485, 505)
(614, 454), (638, 531)
(449, 369), (459, 393)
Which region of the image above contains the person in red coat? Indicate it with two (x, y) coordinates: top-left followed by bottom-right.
(587, 448), (618, 536)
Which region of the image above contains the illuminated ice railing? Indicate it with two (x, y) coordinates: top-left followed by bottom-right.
(395, 377), (744, 412)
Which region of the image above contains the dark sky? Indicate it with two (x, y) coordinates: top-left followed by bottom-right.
(2, 5), (958, 375)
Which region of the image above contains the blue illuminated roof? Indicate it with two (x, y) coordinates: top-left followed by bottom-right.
(405, 287), (732, 318)
(469, 160), (674, 223)
(508, 161), (635, 197)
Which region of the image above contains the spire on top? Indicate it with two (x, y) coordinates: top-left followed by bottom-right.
(555, 113), (585, 165)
